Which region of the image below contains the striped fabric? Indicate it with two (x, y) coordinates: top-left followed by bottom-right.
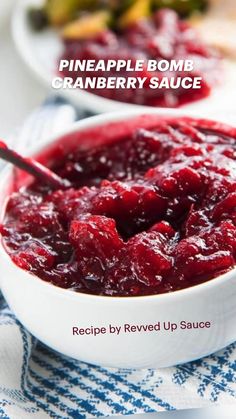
(1, 293), (236, 418)
(0, 99), (236, 418)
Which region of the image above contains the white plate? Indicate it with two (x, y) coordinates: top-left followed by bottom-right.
(12, 0), (236, 114)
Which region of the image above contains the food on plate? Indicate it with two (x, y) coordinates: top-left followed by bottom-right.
(118, 0), (151, 29)
(28, 1), (222, 108)
(191, 0), (236, 58)
(62, 10), (112, 40)
(153, 0), (207, 16)
(28, 0), (208, 31)
(60, 8), (220, 107)
(1, 116), (236, 296)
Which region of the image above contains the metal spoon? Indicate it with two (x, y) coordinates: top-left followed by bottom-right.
(0, 140), (71, 190)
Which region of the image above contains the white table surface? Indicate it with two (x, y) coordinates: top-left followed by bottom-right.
(0, 4), (236, 419)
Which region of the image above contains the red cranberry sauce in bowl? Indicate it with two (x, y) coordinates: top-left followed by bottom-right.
(1, 115), (236, 297)
(61, 9), (221, 108)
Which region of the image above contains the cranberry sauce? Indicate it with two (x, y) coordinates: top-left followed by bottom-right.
(1, 117), (236, 296)
(60, 9), (220, 108)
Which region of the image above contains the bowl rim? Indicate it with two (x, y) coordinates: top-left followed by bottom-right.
(1, 107), (236, 304)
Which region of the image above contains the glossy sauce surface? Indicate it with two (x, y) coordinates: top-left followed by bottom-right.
(1, 118), (236, 296)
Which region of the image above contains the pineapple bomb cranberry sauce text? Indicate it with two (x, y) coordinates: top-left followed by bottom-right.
(1, 117), (236, 297)
(72, 321), (212, 337)
(53, 59), (202, 91)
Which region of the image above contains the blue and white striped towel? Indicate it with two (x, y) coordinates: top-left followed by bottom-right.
(0, 99), (236, 419)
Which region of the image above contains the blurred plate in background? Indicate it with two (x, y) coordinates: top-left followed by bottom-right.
(12, 0), (236, 114)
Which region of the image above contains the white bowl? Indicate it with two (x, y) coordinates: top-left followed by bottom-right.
(1, 109), (236, 369)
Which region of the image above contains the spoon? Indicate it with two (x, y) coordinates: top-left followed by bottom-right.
(0, 140), (71, 190)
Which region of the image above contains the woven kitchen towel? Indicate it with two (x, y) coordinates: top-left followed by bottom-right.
(0, 99), (236, 419)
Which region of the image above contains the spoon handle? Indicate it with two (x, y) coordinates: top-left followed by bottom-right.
(0, 141), (71, 190)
